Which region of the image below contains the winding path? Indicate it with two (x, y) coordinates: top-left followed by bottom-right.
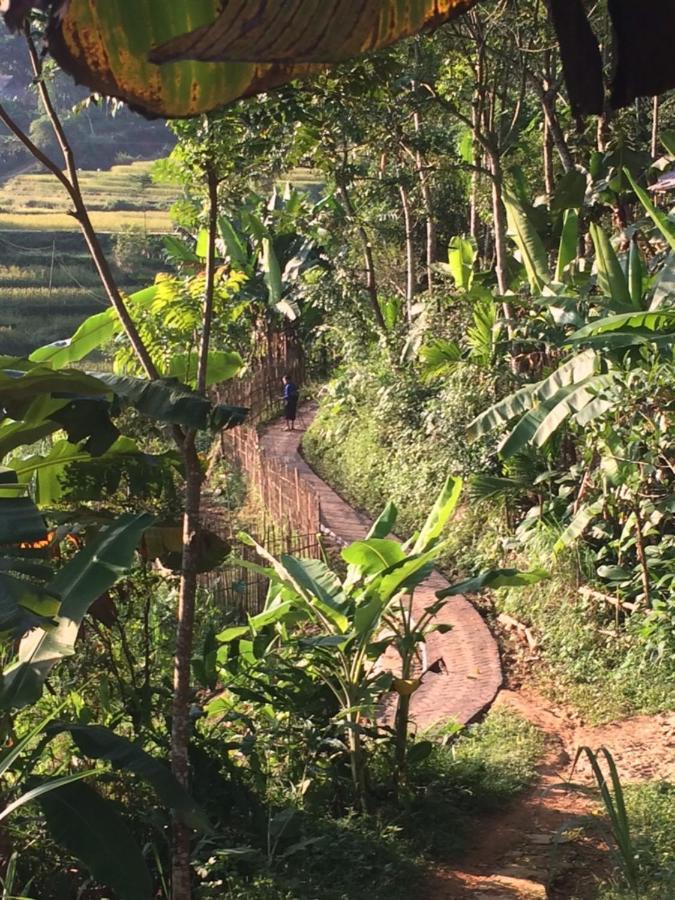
(260, 404), (503, 731)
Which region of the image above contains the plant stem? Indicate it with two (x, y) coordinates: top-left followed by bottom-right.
(170, 160), (219, 900)
(21, 30), (159, 380)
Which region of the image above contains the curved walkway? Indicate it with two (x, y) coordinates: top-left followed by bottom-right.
(260, 404), (503, 731)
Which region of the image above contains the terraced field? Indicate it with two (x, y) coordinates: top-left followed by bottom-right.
(0, 160), (177, 232)
(0, 229), (164, 357)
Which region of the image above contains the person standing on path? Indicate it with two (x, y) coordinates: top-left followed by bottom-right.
(282, 374), (299, 431)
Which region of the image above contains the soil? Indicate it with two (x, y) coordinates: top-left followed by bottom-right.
(419, 665), (675, 900)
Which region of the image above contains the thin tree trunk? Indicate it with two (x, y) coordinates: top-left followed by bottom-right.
(651, 95), (660, 158)
(337, 181), (386, 332)
(470, 105), (481, 246)
(411, 109), (436, 293)
(170, 434), (202, 900)
(170, 168), (219, 900)
(470, 41), (486, 250)
(543, 112), (554, 199)
(489, 151), (508, 296)
(488, 148), (515, 338)
(540, 90), (574, 174)
(399, 183), (415, 320)
(21, 31), (158, 379)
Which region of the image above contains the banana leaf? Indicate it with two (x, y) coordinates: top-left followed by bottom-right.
(38, 780), (153, 900)
(1, 512), (154, 710)
(5, 1), (480, 118)
(28, 286), (159, 370)
(589, 223), (634, 311)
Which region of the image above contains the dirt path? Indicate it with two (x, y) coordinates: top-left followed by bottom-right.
(422, 687), (675, 899)
(260, 405), (503, 731)
(256, 405), (675, 899)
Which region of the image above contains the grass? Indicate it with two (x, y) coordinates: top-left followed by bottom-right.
(596, 781), (675, 898)
(396, 706), (545, 859)
(495, 549), (675, 724)
(194, 709), (544, 900)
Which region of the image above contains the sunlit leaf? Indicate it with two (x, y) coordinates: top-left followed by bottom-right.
(7, 1), (480, 118)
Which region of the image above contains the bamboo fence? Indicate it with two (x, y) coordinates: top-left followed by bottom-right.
(201, 331), (321, 616)
(214, 330), (305, 424)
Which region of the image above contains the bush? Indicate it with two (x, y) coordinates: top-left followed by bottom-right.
(304, 359), (500, 536)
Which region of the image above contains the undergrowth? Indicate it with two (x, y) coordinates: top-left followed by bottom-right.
(304, 383), (675, 723)
(194, 707), (543, 900)
(596, 781), (675, 898)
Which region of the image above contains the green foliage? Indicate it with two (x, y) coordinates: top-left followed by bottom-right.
(572, 747), (639, 896)
(305, 360), (502, 536)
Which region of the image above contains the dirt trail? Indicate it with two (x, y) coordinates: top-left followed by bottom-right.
(422, 686), (675, 899)
(245, 406), (674, 899)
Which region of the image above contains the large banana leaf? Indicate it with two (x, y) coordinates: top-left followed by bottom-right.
(624, 168), (675, 253)
(468, 349), (598, 442)
(95, 373), (247, 431)
(570, 310), (675, 341)
(342, 540), (406, 578)
(11, 436), (173, 505)
(167, 350), (243, 389)
(1, 512), (153, 710)
(437, 567), (548, 599)
(530, 374), (616, 449)
(555, 209), (579, 283)
(0, 367), (108, 421)
(589, 223), (635, 311)
(447, 236), (476, 291)
(29, 285), (159, 370)
(503, 186), (549, 293)
(410, 475), (462, 554)
(6, 1), (479, 118)
(38, 779), (153, 900)
(48, 724), (208, 830)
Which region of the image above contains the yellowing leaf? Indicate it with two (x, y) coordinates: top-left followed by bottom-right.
(31, 0), (480, 118)
(392, 677), (421, 696)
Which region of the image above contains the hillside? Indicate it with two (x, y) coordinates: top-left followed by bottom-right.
(0, 162), (176, 356)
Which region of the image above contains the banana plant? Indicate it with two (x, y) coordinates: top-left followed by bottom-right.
(468, 308), (675, 460)
(0, 705), (207, 900)
(218, 478), (544, 804)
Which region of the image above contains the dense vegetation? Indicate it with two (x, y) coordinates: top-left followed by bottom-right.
(0, 3), (673, 900)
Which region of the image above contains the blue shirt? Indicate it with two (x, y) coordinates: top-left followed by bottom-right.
(283, 382), (297, 400)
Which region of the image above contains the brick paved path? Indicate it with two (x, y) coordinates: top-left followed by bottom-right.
(260, 405), (503, 731)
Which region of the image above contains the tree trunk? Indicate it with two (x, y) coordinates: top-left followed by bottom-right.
(540, 90), (574, 174)
(543, 112), (554, 199)
(488, 148), (515, 337)
(489, 151), (508, 295)
(170, 435), (202, 900)
(399, 183), (415, 321)
(651, 95), (660, 158)
(411, 110), (436, 293)
(337, 182), (387, 332)
(171, 168), (219, 900)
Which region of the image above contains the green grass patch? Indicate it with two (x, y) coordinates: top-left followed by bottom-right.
(597, 781), (675, 898)
(396, 706), (545, 859)
(496, 553), (675, 723)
